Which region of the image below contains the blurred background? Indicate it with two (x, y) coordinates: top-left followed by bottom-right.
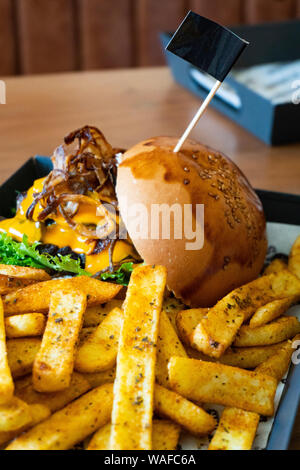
(1, 0), (300, 76)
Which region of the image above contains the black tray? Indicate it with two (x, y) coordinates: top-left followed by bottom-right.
(0, 155), (299, 450)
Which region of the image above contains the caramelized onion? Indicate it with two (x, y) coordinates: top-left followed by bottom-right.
(25, 126), (128, 270)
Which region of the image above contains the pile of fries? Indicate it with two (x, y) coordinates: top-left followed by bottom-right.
(0, 236), (300, 451)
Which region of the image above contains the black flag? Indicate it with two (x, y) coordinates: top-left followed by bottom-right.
(166, 11), (249, 82)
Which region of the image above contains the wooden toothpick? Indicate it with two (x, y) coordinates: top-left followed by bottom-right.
(173, 80), (222, 153)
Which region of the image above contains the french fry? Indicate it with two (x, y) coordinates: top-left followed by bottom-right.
(33, 290), (86, 392)
(110, 265), (167, 450)
(268, 269), (300, 297)
(289, 235), (300, 279)
(192, 271), (300, 358)
(185, 346), (212, 361)
(7, 338), (41, 378)
(154, 384), (216, 436)
(0, 297), (14, 403)
(5, 313), (46, 338)
(156, 310), (187, 388)
(0, 397), (32, 432)
(162, 297), (185, 332)
(83, 299), (123, 327)
(264, 258), (287, 275)
(83, 368), (116, 388)
(249, 297), (296, 328)
(187, 343), (284, 369)
(0, 264), (50, 281)
(79, 326), (96, 344)
(15, 372), (91, 412)
(0, 275), (36, 295)
(234, 316), (300, 347)
(6, 384), (113, 450)
(191, 307), (244, 359)
(151, 420), (181, 451)
(75, 307), (123, 373)
(3, 276), (121, 316)
(255, 334), (300, 382)
(168, 357), (277, 416)
(208, 407), (260, 450)
(176, 308), (208, 345)
(219, 333), (292, 452)
(219, 343), (285, 369)
(87, 420), (181, 451)
(79, 307), (187, 384)
(0, 403), (50, 447)
(86, 422), (111, 450)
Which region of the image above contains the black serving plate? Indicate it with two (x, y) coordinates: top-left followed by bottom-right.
(0, 155), (299, 450)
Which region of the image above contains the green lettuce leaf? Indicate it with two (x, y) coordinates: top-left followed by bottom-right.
(0, 232), (89, 276)
(0, 232), (134, 284)
(100, 262), (134, 286)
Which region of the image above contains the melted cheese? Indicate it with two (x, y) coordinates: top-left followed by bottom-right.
(0, 178), (134, 273)
(0, 217), (42, 244)
(18, 177), (46, 219)
(86, 241), (136, 275)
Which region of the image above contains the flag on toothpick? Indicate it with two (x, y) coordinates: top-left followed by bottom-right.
(166, 11), (249, 152)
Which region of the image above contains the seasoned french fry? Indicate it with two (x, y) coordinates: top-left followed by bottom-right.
(255, 334), (300, 382)
(0, 265), (50, 281)
(0, 275), (36, 295)
(168, 357), (277, 416)
(208, 407), (260, 450)
(289, 236), (300, 279)
(79, 326), (96, 344)
(219, 343), (285, 369)
(86, 422), (111, 450)
(6, 384), (113, 450)
(192, 271), (300, 358)
(5, 313), (46, 338)
(83, 299), (123, 327)
(3, 276), (121, 316)
(0, 397), (32, 432)
(185, 346), (212, 361)
(156, 310), (187, 388)
(264, 258), (287, 275)
(87, 420), (181, 451)
(79, 307), (187, 384)
(187, 343), (285, 369)
(250, 297), (296, 328)
(83, 368), (116, 388)
(192, 307), (244, 359)
(234, 316), (300, 347)
(0, 403), (50, 447)
(110, 265), (167, 450)
(75, 307), (123, 373)
(154, 384), (216, 436)
(162, 297), (185, 332)
(0, 297), (14, 403)
(151, 420), (181, 451)
(33, 290), (86, 392)
(176, 308), (208, 345)
(15, 372), (91, 412)
(7, 338), (41, 378)
(268, 269), (300, 297)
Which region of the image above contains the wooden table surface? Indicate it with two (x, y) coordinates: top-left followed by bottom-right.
(0, 66), (299, 448)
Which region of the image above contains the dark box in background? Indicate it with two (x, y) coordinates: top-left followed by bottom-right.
(161, 20), (300, 145)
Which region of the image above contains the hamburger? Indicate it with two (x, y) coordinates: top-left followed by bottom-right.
(117, 136), (267, 306)
(0, 126), (267, 306)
